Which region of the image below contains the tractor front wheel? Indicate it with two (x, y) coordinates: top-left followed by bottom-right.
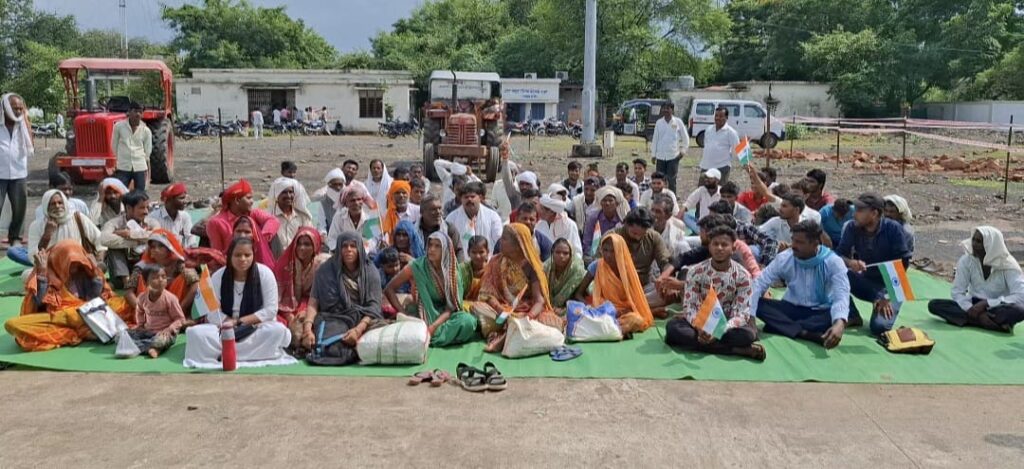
(149, 118), (174, 184)
(485, 146), (500, 183)
(423, 143), (439, 182)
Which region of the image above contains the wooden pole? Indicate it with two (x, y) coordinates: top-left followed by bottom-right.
(901, 117), (908, 178)
(218, 108), (225, 192)
(788, 115), (795, 161)
(835, 118), (841, 169)
(1005, 115), (1014, 204)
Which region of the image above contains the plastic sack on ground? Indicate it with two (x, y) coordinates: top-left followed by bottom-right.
(114, 329), (141, 358)
(77, 298), (127, 344)
(357, 315), (429, 365)
(503, 316), (565, 358)
(565, 300), (623, 342)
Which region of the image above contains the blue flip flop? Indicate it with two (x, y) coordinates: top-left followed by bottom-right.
(550, 345), (583, 362)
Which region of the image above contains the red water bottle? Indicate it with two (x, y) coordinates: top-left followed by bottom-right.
(220, 322), (237, 371)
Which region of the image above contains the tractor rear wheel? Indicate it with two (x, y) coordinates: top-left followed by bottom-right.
(423, 118), (442, 145)
(149, 118), (174, 184)
(485, 146), (500, 183)
(423, 143), (439, 182)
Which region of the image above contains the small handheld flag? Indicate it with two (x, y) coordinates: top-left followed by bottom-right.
(590, 223), (603, 257)
(734, 136), (753, 166)
(192, 266), (221, 320)
(691, 286), (728, 339)
(877, 260), (915, 304)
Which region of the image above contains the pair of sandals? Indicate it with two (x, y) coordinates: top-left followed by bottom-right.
(456, 362), (507, 392)
(407, 369), (452, 387)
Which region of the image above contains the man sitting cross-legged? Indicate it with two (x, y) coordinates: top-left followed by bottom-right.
(752, 221), (850, 348)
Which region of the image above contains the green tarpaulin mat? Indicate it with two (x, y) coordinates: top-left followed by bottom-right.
(1, 257), (1022, 384)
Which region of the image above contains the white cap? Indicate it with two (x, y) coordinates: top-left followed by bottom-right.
(704, 168), (722, 180)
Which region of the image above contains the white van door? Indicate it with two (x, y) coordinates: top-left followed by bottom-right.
(740, 104), (767, 140)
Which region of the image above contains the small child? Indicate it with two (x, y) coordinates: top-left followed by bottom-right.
(376, 247), (410, 317)
(128, 265), (186, 358)
(281, 161), (297, 179)
(459, 235), (491, 308)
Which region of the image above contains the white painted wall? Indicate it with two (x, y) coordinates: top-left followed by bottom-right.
(502, 77), (561, 119)
(175, 69), (415, 132)
(921, 101), (1024, 124)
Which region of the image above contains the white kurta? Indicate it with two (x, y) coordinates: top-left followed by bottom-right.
(183, 264), (296, 369)
(446, 205), (503, 261)
(537, 215), (583, 257)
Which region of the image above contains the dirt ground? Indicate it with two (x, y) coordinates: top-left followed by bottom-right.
(27, 132), (1022, 277)
(8, 134), (1024, 467)
(1, 372), (1023, 467)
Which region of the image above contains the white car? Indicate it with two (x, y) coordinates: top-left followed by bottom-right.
(688, 99), (785, 149)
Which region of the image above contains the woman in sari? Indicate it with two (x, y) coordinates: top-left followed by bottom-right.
(183, 238), (295, 368)
(458, 235), (489, 309)
(545, 238), (586, 312)
(389, 219), (424, 265)
(233, 215), (274, 266)
(472, 223), (564, 352)
(128, 229), (199, 313)
(274, 227), (325, 353)
(384, 232), (478, 347)
(574, 233), (654, 335)
(299, 232), (383, 366)
(5, 240), (133, 351)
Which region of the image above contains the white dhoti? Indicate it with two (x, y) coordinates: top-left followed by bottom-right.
(182, 322), (297, 369)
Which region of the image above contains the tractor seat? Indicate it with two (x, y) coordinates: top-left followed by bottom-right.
(106, 96), (132, 113)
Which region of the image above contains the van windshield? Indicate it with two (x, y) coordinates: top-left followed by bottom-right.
(695, 102), (714, 116)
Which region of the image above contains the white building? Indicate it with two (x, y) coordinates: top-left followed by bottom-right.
(501, 76), (561, 122)
(667, 81), (840, 118)
(176, 68), (416, 132)
(919, 101), (1024, 125)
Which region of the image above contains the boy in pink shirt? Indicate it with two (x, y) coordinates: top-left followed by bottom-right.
(127, 265), (186, 358)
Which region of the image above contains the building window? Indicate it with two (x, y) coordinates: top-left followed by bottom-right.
(359, 90), (384, 118)
(191, 86), (202, 95)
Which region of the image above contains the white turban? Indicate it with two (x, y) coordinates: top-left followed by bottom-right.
(516, 171), (538, 189)
(540, 194), (567, 213)
(451, 162), (468, 176)
(324, 167), (344, 184)
(704, 168), (722, 180)
(546, 183), (569, 201)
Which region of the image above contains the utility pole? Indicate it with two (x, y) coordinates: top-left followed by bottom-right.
(571, 0), (603, 158)
(120, 0), (128, 59)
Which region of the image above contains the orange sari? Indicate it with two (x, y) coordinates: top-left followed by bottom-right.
(6, 240), (133, 351)
(592, 233), (654, 334)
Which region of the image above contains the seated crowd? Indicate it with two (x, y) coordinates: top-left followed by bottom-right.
(4, 153), (1021, 368)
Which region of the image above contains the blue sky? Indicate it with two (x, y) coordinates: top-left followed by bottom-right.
(33, 0), (425, 52)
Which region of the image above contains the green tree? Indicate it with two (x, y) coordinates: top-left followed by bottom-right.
(162, 0), (337, 72)
(6, 41), (66, 113)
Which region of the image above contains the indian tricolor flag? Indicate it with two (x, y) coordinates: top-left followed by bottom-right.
(192, 266), (221, 320)
(734, 136), (753, 166)
(692, 286), (728, 339)
(877, 260), (915, 304)
(590, 223), (603, 257)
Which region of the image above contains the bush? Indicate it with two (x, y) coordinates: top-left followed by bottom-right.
(785, 123), (808, 140)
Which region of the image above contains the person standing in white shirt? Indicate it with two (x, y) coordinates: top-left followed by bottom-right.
(0, 93), (32, 247)
(699, 106), (741, 185)
(250, 109), (264, 139)
(650, 102), (688, 194)
(272, 107), (281, 126)
(111, 102), (153, 191)
(445, 181), (502, 261)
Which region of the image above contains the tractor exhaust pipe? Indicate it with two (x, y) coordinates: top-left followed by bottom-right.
(450, 70), (458, 106)
(85, 77), (98, 111)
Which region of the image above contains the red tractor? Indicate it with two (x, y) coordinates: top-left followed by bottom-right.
(422, 71), (504, 183)
(50, 58), (175, 184)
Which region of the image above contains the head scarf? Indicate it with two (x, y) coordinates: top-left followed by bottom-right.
(483, 223), (552, 310)
(337, 179), (377, 211)
(793, 245), (836, 306)
(544, 241), (586, 308)
(34, 239), (112, 311)
(546, 183), (569, 201)
(274, 226), (323, 315)
(381, 180), (412, 235)
(312, 231), (383, 323)
(516, 171), (538, 190)
(161, 183), (187, 201)
(141, 228), (187, 264)
(392, 219), (424, 258)
(411, 232), (463, 323)
(221, 179), (253, 211)
(1, 93), (33, 157)
(961, 226), (1021, 272)
(322, 167), (346, 207)
(884, 195), (912, 223)
(268, 177), (312, 220)
(592, 233), (653, 331)
(90, 177), (128, 223)
(40, 189), (72, 224)
(594, 185), (628, 221)
(96, 177), (129, 201)
(539, 194), (567, 214)
(232, 215), (274, 267)
(324, 167), (345, 185)
(365, 161), (394, 211)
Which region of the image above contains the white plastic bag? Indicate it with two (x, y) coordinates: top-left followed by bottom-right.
(114, 329), (141, 358)
(77, 297), (127, 344)
(357, 315), (429, 365)
(502, 316), (565, 358)
(566, 300), (623, 342)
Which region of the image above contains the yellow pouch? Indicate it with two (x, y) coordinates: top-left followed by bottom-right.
(878, 327), (935, 354)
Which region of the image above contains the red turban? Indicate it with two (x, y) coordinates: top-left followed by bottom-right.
(161, 183), (187, 201)
(221, 179), (252, 209)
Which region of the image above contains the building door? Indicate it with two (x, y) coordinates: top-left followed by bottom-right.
(247, 89), (295, 118)
(530, 103), (545, 121)
(507, 103), (525, 122)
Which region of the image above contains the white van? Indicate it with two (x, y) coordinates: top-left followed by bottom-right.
(687, 99), (785, 149)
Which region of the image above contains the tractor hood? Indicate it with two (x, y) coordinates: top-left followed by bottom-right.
(72, 112), (126, 157)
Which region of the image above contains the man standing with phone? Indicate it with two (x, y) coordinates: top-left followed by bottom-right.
(650, 102), (688, 195)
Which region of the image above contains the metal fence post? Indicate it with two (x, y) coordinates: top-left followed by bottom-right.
(1005, 115), (1014, 204)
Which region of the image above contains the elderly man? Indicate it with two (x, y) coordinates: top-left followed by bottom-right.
(651, 194), (690, 258)
(152, 183), (195, 248)
(537, 195), (582, 256)
(112, 102), (152, 191)
(0, 93), (32, 248)
(206, 179), (280, 253)
(268, 177), (314, 257)
(101, 190), (158, 288)
(27, 189), (105, 263)
(417, 193), (462, 258)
